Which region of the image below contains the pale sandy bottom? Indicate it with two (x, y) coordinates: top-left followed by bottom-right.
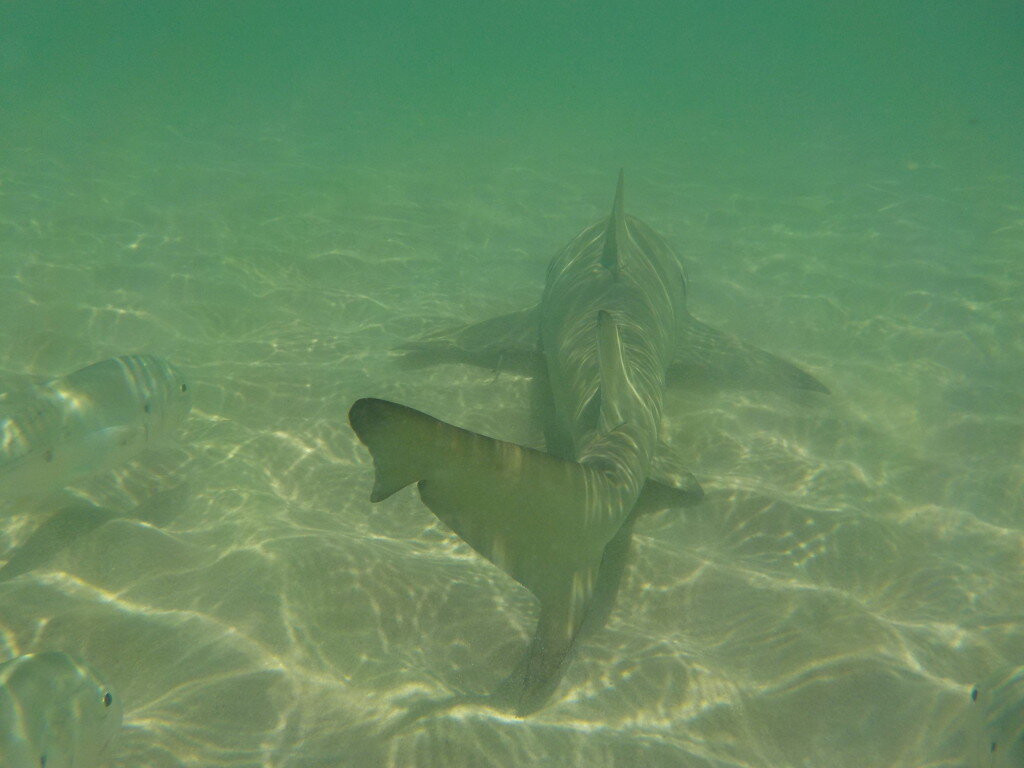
(0, 125), (1021, 768)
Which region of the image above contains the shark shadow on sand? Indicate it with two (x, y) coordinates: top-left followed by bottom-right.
(348, 172), (829, 721)
(0, 484), (189, 583)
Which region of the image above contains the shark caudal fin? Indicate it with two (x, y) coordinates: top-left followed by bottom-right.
(348, 398), (625, 601)
(349, 397), (634, 714)
(600, 170), (627, 277)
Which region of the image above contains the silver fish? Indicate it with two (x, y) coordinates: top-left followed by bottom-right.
(349, 172), (827, 714)
(0, 652), (123, 768)
(0, 355), (191, 501)
(969, 667), (1024, 768)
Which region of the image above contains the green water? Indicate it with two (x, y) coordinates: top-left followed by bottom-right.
(1, 2), (1022, 766)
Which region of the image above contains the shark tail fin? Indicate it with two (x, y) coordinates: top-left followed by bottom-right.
(348, 397), (625, 714)
(600, 169), (627, 277)
(347, 398), (437, 503)
(348, 397), (698, 715)
(348, 398), (620, 599)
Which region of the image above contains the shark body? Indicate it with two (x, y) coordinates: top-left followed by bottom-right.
(349, 172), (827, 715)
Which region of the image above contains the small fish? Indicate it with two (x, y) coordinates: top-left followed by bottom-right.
(0, 355), (191, 501)
(968, 667), (1024, 768)
(0, 652), (123, 768)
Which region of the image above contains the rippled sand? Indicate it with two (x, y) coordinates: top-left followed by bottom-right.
(0, 126), (1021, 767)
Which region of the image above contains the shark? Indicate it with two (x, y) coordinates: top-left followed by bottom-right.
(348, 172), (828, 715)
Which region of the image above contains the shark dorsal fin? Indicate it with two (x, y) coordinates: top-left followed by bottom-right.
(600, 169), (626, 277)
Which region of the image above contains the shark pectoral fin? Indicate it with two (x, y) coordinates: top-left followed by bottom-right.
(396, 306), (542, 376)
(348, 398), (615, 596)
(671, 316), (830, 394)
(635, 472), (704, 515)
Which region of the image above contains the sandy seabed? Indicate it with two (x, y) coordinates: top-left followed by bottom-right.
(1, 126), (1021, 767)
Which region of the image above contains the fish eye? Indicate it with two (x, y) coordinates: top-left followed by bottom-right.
(971, 685), (978, 702)
(103, 691), (113, 707)
(180, 383), (187, 393)
(144, 402), (152, 414)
